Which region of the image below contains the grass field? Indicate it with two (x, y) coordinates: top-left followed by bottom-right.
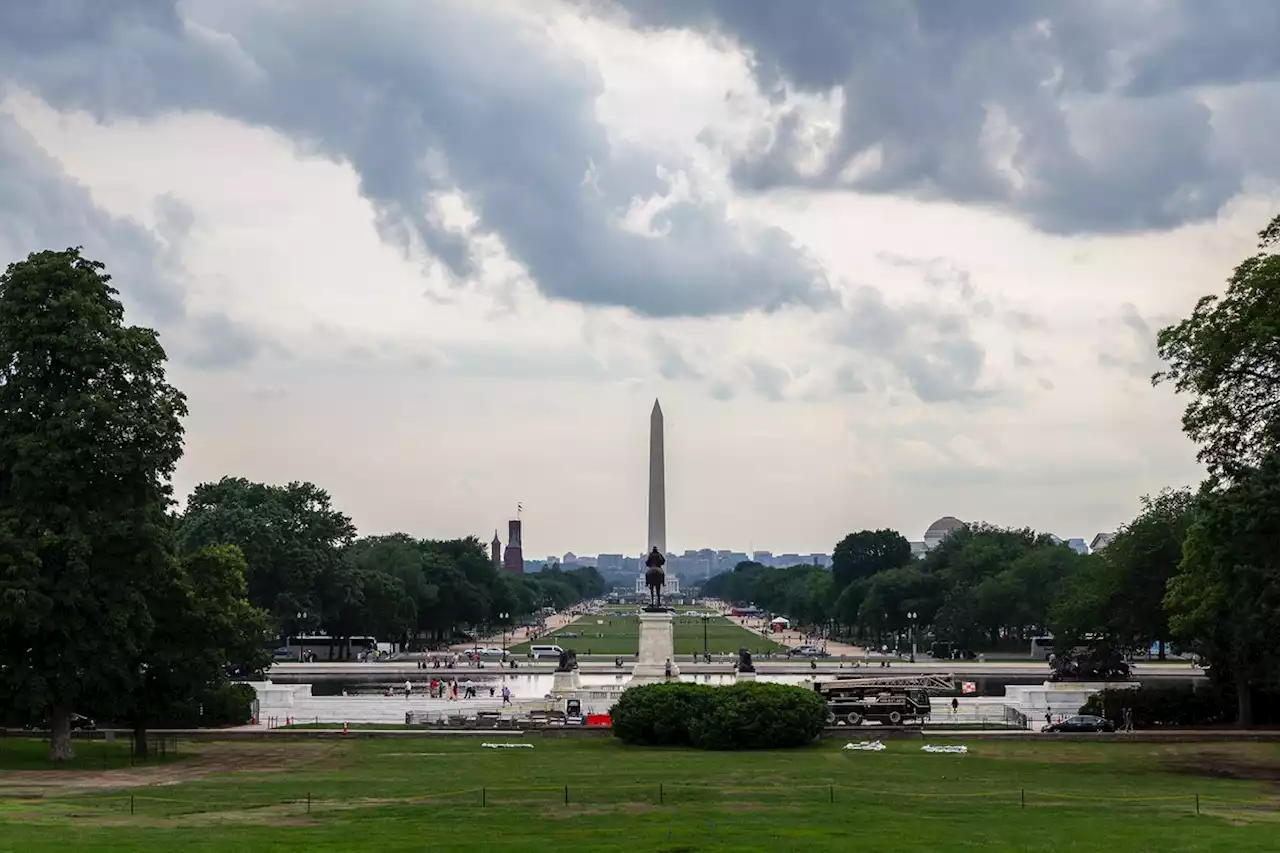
(1, 736), (1278, 851)
(508, 613), (786, 656)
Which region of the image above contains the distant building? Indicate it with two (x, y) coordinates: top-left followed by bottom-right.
(923, 516), (965, 551)
(502, 518), (523, 574)
(1063, 538), (1089, 555)
(1090, 532), (1115, 552)
(490, 531), (501, 569)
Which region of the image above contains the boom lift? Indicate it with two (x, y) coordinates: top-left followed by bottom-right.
(813, 673), (957, 726)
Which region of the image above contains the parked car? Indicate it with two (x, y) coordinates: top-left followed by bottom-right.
(1043, 714), (1115, 733)
(792, 645), (828, 658)
(25, 713), (96, 732)
(469, 647), (509, 660)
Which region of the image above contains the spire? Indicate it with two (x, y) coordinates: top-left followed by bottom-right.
(652, 398), (662, 416)
(491, 529), (500, 544)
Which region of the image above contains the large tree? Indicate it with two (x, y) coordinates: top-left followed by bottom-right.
(1100, 488), (1195, 657)
(122, 544), (271, 757)
(831, 529), (913, 590)
(0, 249), (186, 761)
(178, 478), (356, 636)
(1154, 215), (1280, 476)
(1166, 459), (1280, 727)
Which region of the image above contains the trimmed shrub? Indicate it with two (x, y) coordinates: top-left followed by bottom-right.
(612, 681), (826, 750)
(688, 682), (827, 750)
(610, 682), (714, 746)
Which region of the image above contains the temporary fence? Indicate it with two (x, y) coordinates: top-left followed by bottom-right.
(3, 781), (1265, 820)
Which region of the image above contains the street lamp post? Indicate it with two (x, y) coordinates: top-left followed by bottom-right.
(702, 614), (709, 658)
(295, 611), (309, 662)
(907, 611), (918, 663)
(499, 612), (510, 660)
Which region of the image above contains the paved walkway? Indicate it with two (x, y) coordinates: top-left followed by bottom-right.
(452, 610), (580, 651)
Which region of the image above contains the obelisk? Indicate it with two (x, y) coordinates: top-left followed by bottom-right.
(647, 399), (666, 554)
(634, 398), (677, 684)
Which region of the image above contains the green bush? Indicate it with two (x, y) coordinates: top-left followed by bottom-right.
(198, 682), (257, 727)
(688, 682), (827, 750)
(610, 682), (714, 746)
(1079, 684), (1232, 727)
(612, 682), (825, 750)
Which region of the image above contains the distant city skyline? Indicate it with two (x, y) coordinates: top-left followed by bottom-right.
(514, 518), (1101, 576)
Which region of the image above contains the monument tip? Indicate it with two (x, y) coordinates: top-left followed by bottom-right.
(652, 398), (662, 415)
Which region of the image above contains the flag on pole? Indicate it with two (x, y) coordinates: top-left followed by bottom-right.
(961, 681), (977, 695)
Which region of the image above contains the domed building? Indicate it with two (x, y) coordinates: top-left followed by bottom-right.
(922, 516), (965, 551)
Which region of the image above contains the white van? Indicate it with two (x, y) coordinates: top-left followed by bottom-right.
(529, 644), (564, 660)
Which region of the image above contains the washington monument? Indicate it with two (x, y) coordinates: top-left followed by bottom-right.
(647, 399), (666, 553)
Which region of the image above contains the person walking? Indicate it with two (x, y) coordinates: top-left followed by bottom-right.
(501, 685), (512, 706)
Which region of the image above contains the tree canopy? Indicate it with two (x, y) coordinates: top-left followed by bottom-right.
(0, 249), (187, 760)
(1155, 215), (1280, 476)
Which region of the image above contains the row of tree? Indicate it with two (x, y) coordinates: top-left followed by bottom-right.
(179, 477), (605, 657)
(702, 524), (1082, 649)
(0, 248), (602, 762)
(705, 215), (1280, 726)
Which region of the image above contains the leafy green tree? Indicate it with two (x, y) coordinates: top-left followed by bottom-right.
(831, 529), (913, 590)
(178, 478), (356, 636)
(1166, 459), (1280, 726)
(0, 249), (186, 761)
(123, 545), (271, 757)
(1101, 488), (1195, 657)
(1155, 215), (1280, 476)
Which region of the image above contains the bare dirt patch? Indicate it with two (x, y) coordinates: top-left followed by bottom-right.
(1164, 749), (1280, 785)
(0, 742), (345, 796)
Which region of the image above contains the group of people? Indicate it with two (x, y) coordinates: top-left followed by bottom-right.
(390, 679), (514, 705)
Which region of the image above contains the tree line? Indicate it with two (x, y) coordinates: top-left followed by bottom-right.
(0, 248), (601, 762)
(180, 476), (605, 656)
(704, 215), (1280, 726)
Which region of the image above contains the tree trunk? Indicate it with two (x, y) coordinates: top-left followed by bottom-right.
(133, 724), (150, 760)
(1157, 639), (1166, 661)
(1235, 676), (1254, 728)
(48, 706), (75, 762)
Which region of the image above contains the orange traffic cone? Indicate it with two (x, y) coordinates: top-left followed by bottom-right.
(343, 721), (348, 733)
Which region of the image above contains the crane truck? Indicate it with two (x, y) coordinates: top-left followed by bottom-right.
(813, 673), (957, 726)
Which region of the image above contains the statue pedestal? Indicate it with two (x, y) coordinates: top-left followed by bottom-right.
(735, 670), (757, 681)
(630, 611), (680, 685)
(551, 669), (581, 694)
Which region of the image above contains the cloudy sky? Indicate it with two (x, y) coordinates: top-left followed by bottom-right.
(2, 0), (1276, 558)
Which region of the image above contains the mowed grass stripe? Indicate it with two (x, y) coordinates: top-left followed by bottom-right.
(508, 613), (787, 655)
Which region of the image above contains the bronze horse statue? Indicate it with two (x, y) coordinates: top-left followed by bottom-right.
(644, 546), (666, 608)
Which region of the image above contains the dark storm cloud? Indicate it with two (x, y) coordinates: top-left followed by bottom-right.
(0, 0), (833, 319)
(0, 113), (264, 371)
(615, 0), (1280, 235)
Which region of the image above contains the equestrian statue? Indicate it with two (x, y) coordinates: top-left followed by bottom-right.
(644, 546), (667, 608)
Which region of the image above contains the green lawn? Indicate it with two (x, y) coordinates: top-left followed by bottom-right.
(1, 737), (1277, 851)
(508, 614), (786, 656)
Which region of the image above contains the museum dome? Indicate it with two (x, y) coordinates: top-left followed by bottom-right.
(923, 516), (965, 546)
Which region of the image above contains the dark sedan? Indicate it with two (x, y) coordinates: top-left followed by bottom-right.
(1044, 714), (1115, 733)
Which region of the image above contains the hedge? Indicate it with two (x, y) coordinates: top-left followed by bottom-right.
(1079, 684), (1232, 727)
(612, 681), (826, 750)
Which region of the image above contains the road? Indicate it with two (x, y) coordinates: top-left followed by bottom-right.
(267, 659), (1205, 681)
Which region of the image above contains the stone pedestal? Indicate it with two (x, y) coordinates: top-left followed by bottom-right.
(551, 669), (582, 695)
(735, 670), (757, 681)
(630, 611), (680, 685)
